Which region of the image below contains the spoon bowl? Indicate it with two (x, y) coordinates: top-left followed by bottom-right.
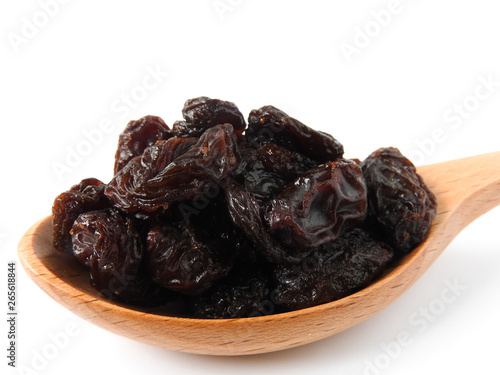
(18, 151), (500, 355)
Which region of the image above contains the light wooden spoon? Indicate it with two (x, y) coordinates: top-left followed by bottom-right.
(18, 151), (500, 356)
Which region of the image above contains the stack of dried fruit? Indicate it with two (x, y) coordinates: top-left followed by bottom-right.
(52, 97), (437, 318)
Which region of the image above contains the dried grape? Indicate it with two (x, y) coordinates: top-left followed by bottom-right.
(246, 105), (344, 163)
(273, 228), (393, 310)
(114, 115), (173, 174)
(52, 178), (110, 253)
(265, 159), (367, 250)
(192, 265), (271, 319)
(361, 147), (437, 253)
(105, 124), (238, 212)
(145, 197), (246, 295)
(51, 97), (437, 317)
(174, 96), (246, 137)
(71, 209), (167, 305)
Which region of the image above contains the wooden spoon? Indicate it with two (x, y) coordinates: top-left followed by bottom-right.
(18, 151), (500, 356)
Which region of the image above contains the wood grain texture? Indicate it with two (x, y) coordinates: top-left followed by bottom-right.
(17, 151), (500, 355)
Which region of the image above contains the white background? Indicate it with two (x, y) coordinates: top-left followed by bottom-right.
(1, 1), (500, 374)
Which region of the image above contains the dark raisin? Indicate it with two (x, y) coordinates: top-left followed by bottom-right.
(232, 141), (317, 204)
(273, 227), (393, 310)
(361, 147), (437, 253)
(172, 120), (202, 138)
(265, 159), (367, 250)
(71, 209), (167, 305)
(235, 151), (287, 204)
(146, 196), (244, 295)
(52, 178), (110, 253)
(223, 178), (294, 263)
(114, 115), (173, 174)
(51, 98), (439, 317)
(246, 105), (344, 163)
(174, 97), (246, 137)
(105, 124), (239, 212)
(255, 142), (317, 182)
(191, 265), (272, 319)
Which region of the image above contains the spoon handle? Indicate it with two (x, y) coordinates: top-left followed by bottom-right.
(418, 151), (500, 238)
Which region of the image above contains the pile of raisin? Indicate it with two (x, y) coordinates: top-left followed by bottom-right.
(52, 96), (437, 318)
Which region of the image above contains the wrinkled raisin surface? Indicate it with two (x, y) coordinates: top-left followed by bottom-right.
(71, 209), (168, 305)
(265, 159), (367, 250)
(174, 97), (246, 137)
(105, 124), (238, 212)
(52, 97), (437, 318)
(361, 147), (437, 253)
(224, 177), (302, 264)
(52, 178), (110, 253)
(246, 105), (344, 163)
(192, 265), (271, 319)
(273, 228), (393, 310)
(232, 142), (316, 204)
(114, 115), (173, 174)
(146, 196), (247, 295)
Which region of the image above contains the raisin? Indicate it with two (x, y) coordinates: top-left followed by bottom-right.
(265, 159), (367, 250)
(361, 147), (437, 253)
(51, 98), (439, 317)
(172, 120), (202, 138)
(232, 141), (317, 204)
(146, 196), (245, 295)
(255, 142), (317, 182)
(105, 124), (239, 212)
(223, 178), (289, 263)
(146, 222), (212, 294)
(242, 168), (286, 205)
(191, 264), (272, 319)
(273, 227), (393, 310)
(52, 178), (110, 253)
(173, 97), (246, 137)
(234, 147), (287, 204)
(71, 209), (167, 305)
(246, 105), (344, 163)
(114, 115), (173, 174)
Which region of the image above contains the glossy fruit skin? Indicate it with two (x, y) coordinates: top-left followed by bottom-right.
(232, 141), (316, 204)
(146, 221), (226, 295)
(174, 97), (246, 137)
(246, 105), (344, 163)
(265, 159), (367, 250)
(272, 228), (393, 310)
(361, 147), (437, 253)
(224, 177), (293, 264)
(105, 124), (239, 212)
(71, 209), (168, 305)
(52, 98), (438, 317)
(191, 265), (272, 319)
(114, 115), (173, 174)
(52, 178), (110, 253)
(145, 195), (249, 295)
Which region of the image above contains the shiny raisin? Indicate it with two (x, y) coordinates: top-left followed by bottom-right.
(105, 124), (239, 212)
(114, 115), (173, 174)
(265, 159), (367, 250)
(191, 265), (271, 319)
(146, 196), (245, 295)
(173, 96), (246, 137)
(52, 178), (110, 253)
(273, 227), (393, 310)
(71, 209), (167, 305)
(361, 147), (437, 253)
(51, 98), (439, 317)
(246, 105), (344, 163)
(224, 177), (297, 264)
(232, 141), (317, 204)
